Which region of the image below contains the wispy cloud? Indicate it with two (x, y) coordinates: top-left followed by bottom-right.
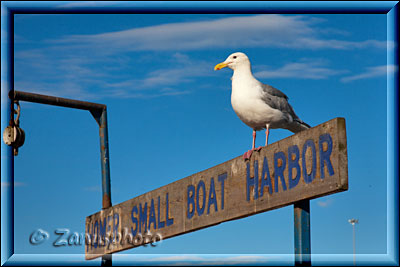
(98, 52), (213, 98)
(254, 59), (347, 80)
(340, 64), (397, 83)
(317, 198), (334, 208)
(15, 49), (207, 100)
(14, 15), (388, 100)
(49, 15), (387, 52)
(134, 53), (212, 87)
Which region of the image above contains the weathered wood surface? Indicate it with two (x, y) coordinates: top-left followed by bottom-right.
(85, 117), (348, 260)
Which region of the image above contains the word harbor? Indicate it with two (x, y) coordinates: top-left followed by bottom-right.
(86, 117), (347, 260)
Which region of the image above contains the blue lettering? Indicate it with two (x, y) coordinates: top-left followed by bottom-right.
(113, 213), (119, 241)
(158, 196), (165, 228)
(302, 139), (316, 184)
(139, 202), (148, 233)
(288, 145), (301, 189)
(218, 173), (227, 210)
(187, 185), (195, 219)
(246, 161), (259, 201)
(86, 223), (91, 252)
(260, 157), (272, 196)
(99, 217), (107, 246)
(91, 222), (95, 250)
(196, 180), (206, 216)
(107, 216), (112, 243)
(93, 221), (98, 248)
(319, 134), (334, 178)
(166, 193), (174, 226)
(113, 213), (119, 244)
(274, 152), (287, 192)
(148, 198), (157, 230)
(207, 178), (218, 214)
(131, 206), (138, 236)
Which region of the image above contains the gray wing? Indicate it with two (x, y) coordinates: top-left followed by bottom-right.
(261, 83), (289, 100)
(260, 83), (309, 128)
(260, 83), (311, 132)
(260, 83), (297, 118)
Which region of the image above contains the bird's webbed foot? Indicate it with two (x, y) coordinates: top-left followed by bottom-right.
(243, 150), (253, 160)
(243, 147), (263, 160)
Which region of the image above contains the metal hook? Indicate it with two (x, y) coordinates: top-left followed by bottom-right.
(14, 101), (21, 126)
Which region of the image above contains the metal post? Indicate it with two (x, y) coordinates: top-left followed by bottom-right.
(98, 109), (112, 266)
(11, 91), (113, 265)
(352, 223), (355, 265)
(99, 109), (112, 209)
(348, 219), (358, 266)
(294, 200), (311, 266)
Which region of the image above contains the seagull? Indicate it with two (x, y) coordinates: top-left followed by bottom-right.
(214, 52), (310, 160)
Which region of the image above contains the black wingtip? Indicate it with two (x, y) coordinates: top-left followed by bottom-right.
(294, 119), (311, 129)
(302, 121), (311, 128)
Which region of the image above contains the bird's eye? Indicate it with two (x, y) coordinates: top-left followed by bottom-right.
(233, 56), (237, 59)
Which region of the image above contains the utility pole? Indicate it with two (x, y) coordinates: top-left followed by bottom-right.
(348, 219), (358, 266)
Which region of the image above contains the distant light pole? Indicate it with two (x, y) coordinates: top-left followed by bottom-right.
(348, 219), (359, 265)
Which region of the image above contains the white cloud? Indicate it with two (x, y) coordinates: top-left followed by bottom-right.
(254, 59), (347, 80)
(49, 15), (387, 52)
(99, 52), (214, 98)
(139, 59), (212, 88)
(317, 198), (334, 207)
(340, 64), (397, 83)
(14, 50), (210, 99)
(14, 15), (389, 100)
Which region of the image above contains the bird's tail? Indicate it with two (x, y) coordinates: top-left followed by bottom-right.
(286, 120), (311, 133)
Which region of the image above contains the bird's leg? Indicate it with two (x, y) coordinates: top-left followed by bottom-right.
(254, 129), (262, 151)
(265, 124), (270, 146)
(243, 130), (256, 160)
(252, 130), (256, 150)
(244, 130), (261, 160)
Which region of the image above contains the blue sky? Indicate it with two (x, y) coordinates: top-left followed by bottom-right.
(2, 8), (395, 265)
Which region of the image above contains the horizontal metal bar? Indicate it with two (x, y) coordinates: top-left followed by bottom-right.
(12, 90), (105, 111)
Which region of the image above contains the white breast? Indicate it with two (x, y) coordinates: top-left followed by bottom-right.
(231, 75), (284, 130)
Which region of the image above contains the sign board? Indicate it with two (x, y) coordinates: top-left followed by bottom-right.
(85, 117), (348, 259)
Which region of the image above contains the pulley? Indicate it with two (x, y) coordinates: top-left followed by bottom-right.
(2, 101), (25, 156)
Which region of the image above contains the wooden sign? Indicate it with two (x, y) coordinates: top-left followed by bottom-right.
(85, 117), (348, 259)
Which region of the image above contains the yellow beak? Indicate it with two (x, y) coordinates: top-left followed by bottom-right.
(214, 62), (229, 70)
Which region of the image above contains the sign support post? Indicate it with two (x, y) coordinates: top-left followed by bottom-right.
(294, 200), (311, 266)
(90, 108), (112, 266)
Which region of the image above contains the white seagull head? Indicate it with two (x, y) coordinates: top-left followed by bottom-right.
(214, 52), (251, 71)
